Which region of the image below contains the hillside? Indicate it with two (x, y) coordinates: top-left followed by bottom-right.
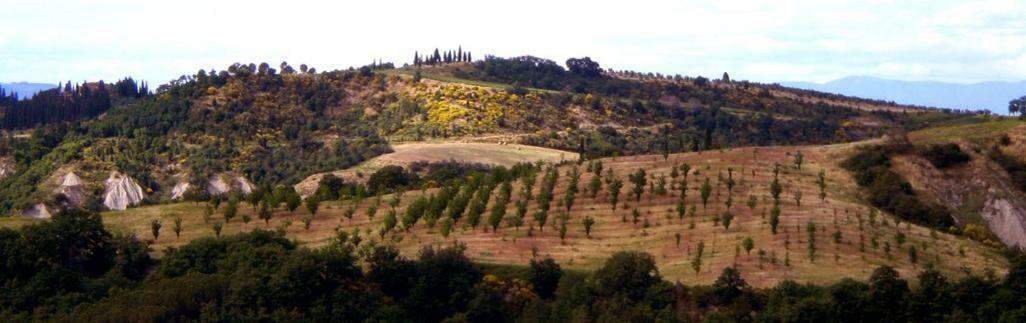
(79, 142), (1006, 286)
(0, 55), (1017, 287)
(0, 56), (979, 217)
(3, 54), (1026, 322)
(897, 120), (1026, 247)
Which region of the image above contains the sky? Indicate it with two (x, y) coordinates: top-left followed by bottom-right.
(1, 0), (1025, 86)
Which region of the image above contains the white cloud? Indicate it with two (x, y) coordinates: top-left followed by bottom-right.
(0, 0), (1024, 84)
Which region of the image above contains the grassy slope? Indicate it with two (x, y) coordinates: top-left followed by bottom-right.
(4, 142), (1003, 287)
(0, 216), (39, 229)
(355, 142), (577, 171)
(908, 118), (1025, 144)
(293, 142), (579, 196)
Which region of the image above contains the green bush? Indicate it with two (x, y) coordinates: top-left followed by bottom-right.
(920, 143), (970, 168)
(990, 148), (1026, 192)
(367, 165), (417, 193)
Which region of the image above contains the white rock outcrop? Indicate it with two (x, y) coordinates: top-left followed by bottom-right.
(892, 152), (1026, 247)
(234, 176), (254, 195)
(206, 175), (230, 195)
(103, 172), (145, 210)
(206, 174), (255, 196)
(62, 172), (84, 186)
(983, 197), (1026, 246)
(0, 162), (14, 180)
(170, 181), (191, 200)
(22, 203), (51, 219)
(59, 172), (86, 206)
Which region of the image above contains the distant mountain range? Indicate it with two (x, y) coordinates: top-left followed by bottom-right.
(782, 76), (1026, 114)
(0, 82), (57, 99)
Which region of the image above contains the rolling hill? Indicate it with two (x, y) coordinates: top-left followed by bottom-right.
(0, 57), (979, 217)
(66, 140), (1010, 287)
(0, 54), (1020, 286)
(3, 53), (1026, 322)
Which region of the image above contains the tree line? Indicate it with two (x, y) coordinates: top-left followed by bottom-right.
(414, 46), (472, 66)
(0, 79), (131, 129)
(5, 208), (1026, 321)
(0, 78), (147, 129)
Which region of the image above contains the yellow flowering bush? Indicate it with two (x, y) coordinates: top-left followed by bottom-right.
(402, 82), (541, 135)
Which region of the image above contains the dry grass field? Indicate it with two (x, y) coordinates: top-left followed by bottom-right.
(294, 142), (577, 196)
(377, 142), (577, 167)
(47, 142), (1002, 287)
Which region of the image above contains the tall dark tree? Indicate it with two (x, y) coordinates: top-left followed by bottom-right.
(867, 266), (910, 321)
(592, 251), (661, 302)
(404, 246), (483, 322)
(529, 257), (562, 299)
(20, 208), (115, 277)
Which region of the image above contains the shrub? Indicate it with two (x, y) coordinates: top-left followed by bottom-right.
(367, 165), (417, 193)
(529, 258), (562, 299)
(920, 143), (970, 168)
(989, 148), (1026, 192)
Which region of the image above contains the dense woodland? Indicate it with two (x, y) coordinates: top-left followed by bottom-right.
(3, 208), (1026, 322)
